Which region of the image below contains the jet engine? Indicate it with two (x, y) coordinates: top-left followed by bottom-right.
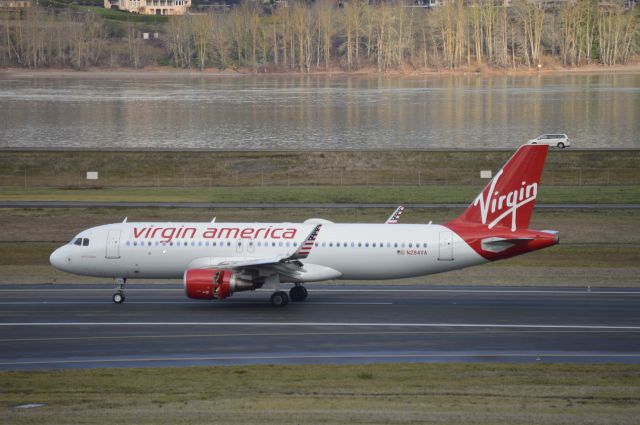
(184, 268), (256, 300)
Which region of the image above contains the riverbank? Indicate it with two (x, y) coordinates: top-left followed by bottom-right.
(3, 63), (640, 78)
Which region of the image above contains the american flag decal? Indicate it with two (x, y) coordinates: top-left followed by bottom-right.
(294, 224), (322, 259)
(386, 206), (405, 224)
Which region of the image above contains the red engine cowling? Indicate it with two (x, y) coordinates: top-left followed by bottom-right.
(184, 269), (234, 300)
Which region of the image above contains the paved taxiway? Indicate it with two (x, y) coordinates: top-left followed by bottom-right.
(1, 284), (639, 370)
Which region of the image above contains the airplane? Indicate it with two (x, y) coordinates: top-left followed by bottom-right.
(50, 144), (559, 307)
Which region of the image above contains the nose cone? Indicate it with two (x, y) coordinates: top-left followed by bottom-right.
(49, 247), (69, 271)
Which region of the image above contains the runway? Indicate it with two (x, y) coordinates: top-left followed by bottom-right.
(1, 284), (640, 370)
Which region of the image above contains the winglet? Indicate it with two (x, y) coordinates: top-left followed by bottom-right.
(288, 224), (322, 260)
(385, 206), (405, 224)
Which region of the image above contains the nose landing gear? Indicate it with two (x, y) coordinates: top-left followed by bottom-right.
(113, 277), (126, 304)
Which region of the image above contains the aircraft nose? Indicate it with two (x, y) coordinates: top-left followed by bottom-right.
(49, 247), (69, 271)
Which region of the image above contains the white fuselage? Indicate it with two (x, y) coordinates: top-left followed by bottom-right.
(50, 222), (486, 282)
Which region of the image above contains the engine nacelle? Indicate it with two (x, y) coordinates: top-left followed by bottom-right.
(184, 269), (255, 300)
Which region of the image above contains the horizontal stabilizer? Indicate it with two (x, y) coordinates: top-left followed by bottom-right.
(481, 237), (533, 253)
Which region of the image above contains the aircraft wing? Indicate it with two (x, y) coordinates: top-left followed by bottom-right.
(187, 224), (323, 272)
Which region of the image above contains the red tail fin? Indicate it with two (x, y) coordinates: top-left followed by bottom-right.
(454, 144), (548, 231)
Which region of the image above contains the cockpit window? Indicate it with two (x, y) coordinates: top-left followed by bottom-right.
(70, 237), (89, 246)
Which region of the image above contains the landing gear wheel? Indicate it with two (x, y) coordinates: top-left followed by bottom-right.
(270, 291), (289, 307)
(289, 285), (308, 302)
(113, 277), (126, 304)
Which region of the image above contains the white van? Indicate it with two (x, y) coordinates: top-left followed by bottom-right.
(528, 134), (570, 149)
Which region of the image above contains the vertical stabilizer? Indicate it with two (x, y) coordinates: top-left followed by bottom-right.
(453, 144), (548, 231)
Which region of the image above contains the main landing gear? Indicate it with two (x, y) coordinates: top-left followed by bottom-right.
(269, 284), (308, 307)
(113, 277), (126, 304)
(289, 284), (308, 302)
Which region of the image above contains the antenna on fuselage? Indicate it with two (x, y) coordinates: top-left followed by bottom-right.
(123, 217), (128, 223)
(211, 217), (216, 223)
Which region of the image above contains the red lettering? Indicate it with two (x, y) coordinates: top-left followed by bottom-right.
(282, 229), (296, 239)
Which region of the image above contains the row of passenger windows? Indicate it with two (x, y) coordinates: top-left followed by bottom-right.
(70, 238), (90, 246)
(125, 240), (427, 249)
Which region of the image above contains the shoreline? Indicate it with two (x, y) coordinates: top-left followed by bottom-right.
(2, 63), (640, 78)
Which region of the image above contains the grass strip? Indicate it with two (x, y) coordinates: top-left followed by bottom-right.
(1, 185), (640, 204)
(2, 363), (640, 425)
(2, 243), (639, 286)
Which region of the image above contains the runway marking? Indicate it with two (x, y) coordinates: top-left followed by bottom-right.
(1, 329), (636, 344)
(2, 352), (640, 367)
(0, 301), (392, 306)
(1, 322), (640, 330)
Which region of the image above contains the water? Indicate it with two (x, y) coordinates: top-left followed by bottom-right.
(0, 72), (638, 150)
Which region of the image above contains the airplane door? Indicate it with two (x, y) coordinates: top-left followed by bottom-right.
(438, 231), (454, 261)
(236, 239), (243, 253)
(247, 239), (255, 254)
(106, 230), (121, 259)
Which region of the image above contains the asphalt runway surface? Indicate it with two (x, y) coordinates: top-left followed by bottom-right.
(1, 284), (640, 370)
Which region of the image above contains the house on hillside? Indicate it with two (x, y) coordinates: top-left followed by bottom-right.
(0, 0), (32, 8)
(104, 0), (191, 15)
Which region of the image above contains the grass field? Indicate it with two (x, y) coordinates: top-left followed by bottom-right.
(2, 363), (640, 424)
(1, 149), (639, 189)
(2, 185), (640, 204)
(1, 208), (638, 286)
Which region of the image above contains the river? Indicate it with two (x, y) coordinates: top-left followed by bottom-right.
(0, 71), (638, 150)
